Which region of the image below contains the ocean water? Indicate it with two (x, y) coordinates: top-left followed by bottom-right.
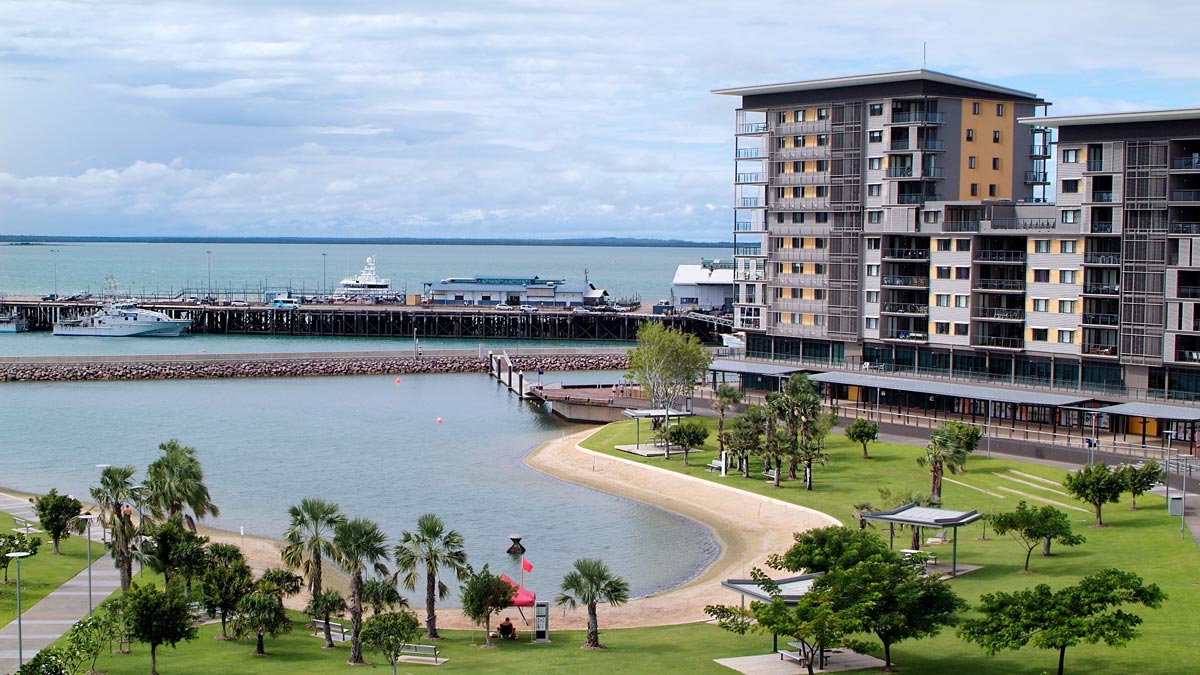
(0, 371), (719, 601)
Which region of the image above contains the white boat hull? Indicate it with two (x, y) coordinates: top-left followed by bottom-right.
(0, 319), (28, 333)
(54, 310), (191, 337)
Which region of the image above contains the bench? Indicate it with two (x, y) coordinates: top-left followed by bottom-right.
(312, 618), (350, 642)
(705, 459), (724, 473)
(12, 517), (42, 534)
(779, 649), (805, 664)
(399, 643), (441, 663)
(763, 468), (777, 481)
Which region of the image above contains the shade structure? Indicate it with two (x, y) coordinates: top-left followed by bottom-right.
(499, 574), (536, 607)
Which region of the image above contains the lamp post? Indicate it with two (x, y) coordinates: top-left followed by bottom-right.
(7, 551), (31, 668)
(51, 248), (60, 298)
(206, 250), (212, 295)
(78, 513), (98, 614)
(322, 252), (327, 296)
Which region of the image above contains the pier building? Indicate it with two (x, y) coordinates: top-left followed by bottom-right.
(423, 276), (608, 307)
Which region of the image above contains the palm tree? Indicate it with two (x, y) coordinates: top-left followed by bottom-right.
(281, 498), (346, 596)
(776, 374), (820, 480)
(714, 383), (743, 469)
(363, 578), (407, 616)
(394, 513), (470, 640)
(725, 404), (763, 478)
(143, 439), (219, 530)
(89, 465), (139, 591)
(917, 425), (969, 500)
(555, 558), (630, 649)
(334, 517), (390, 665)
(305, 589), (348, 649)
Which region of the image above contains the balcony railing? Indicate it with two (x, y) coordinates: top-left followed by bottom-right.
(775, 198), (830, 210)
(1085, 252), (1121, 265)
(736, 148), (765, 158)
(1091, 222), (1114, 234)
(882, 303), (929, 315)
(1086, 159), (1104, 171)
(739, 197), (761, 207)
(1083, 283), (1120, 295)
(1084, 344), (1118, 357)
(974, 250), (1027, 263)
(890, 139), (910, 151)
(1170, 222), (1200, 234)
(882, 248), (929, 260)
(772, 171), (828, 186)
(734, 245), (763, 256)
(944, 220), (982, 232)
(924, 167), (946, 178)
(1172, 190), (1200, 201)
(1176, 351), (1200, 363)
(886, 167), (914, 178)
(776, 120), (831, 135)
(1173, 157), (1200, 169)
(885, 330), (929, 341)
(881, 276), (930, 287)
(1025, 171), (1049, 184)
(973, 307), (1025, 321)
(734, 221), (762, 232)
(1030, 145), (1051, 157)
(896, 194), (924, 204)
(971, 336), (1024, 349)
(1083, 313), (1120, 326)
(738, 123), (767, 134)
(973, 278), (1025, 291)
(990, 218), (1057, 230)
(773, 147), (828, 160)
(1179, 286), (1200, 298)
(733, 269), (765, 281)
(918, 140), (946, 151)
(892, 111), (946, 124)
(1091, 191), (1114, 202)
(736, 172), (765, 183)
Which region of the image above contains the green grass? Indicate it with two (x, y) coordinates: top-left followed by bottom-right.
(0, 515), (105, 625)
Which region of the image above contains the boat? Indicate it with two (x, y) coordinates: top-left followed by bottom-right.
(721, 331), (746, 351)
(0, 311), (28, 333)
(336, 255), (391, 298)
(53, 282), (192, 338)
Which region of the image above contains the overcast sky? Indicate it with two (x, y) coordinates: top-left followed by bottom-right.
(1, 0), (1197, 241)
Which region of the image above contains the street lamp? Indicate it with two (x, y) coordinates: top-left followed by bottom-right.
(51, 248), (60, 298)
(322, 252), (327, 296)
(78, 513), (98, 614)
(206, 250), (212, 294)
(7, 551), (31, 668)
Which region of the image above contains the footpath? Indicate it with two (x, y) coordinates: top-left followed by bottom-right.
(0, 491), (120, 675)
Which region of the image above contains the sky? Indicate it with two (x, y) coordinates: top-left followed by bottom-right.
(1, 0), (1198, 241)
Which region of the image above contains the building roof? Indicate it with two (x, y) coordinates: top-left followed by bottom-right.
(721, 574), (820, 605)
(808, 371), (1091, 407)
(1094, 401), (1200, 422)
(709, 359), (803, 378)
(712, 68), (1040, 101)
(672, 264), (735, 287)
(1022, 108), (1200, 129)
(863, 504), (983, 528)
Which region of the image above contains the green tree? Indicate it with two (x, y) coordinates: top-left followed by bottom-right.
(0, 532), (41, 583)
(626, 322), (711, 458)
(140, 517), (209, 591)
(665, 419), (711, 466)
(259, 567), (303, 597)
(768, 526), (896, 574)
(846, 419), (879, 460)
(125, 582), (198, 675)
(942, 420), (983, 472)
(724, 405), (763, 478)
(714, 383), (744, 468)
(459, 564), (517, 646)
(143, 439), (219, 531)
(959, 568), (1166, 675)
(305, 589), (348, 649)
(334, 517), (390, 664)
(65, 608), (121, 674)
(555, 558), (630, 650)
(985, 502), (1086, 572)
(394, 513), (470, 640)
(360, 611), (422, 675)
(90, 464), (140, 591)
(1116, 461), (1163, 510)
(363, 578), (407, 616)
(198, 545), (252, 639)
(32, 489), (82, 555)
(281, 497), (346, 596)
(231, 581), (292, 656)
(1063, 462), (1125, 526)
(917, 424), (970, 500)
(13, 647), (74, 675)
(796, 422), (831, 491)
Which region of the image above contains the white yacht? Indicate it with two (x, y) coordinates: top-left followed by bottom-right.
(54, 301), (191, 337)
(0, 311), (28, 333)
(337, 255), (391, 297)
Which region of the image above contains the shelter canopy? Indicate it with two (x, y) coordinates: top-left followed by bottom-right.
(862, 504), (982, 529)
(708, 359), (802, 378)
(809, 371), (1091, 407)
(720, 574), (819, 606)
(1094, 401), (1200, 422)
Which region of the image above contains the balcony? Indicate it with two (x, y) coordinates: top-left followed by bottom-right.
(885, 330), (929, 342)
(974, 250), (1027, 263)
(973, 278), (1025, 292)
(1084, 252), (1120, 265)
(881, 275), (930, 288)
(738, 123), (767, 134)
(773, 146), (828, 160)
(1170, 222), (1200, 234)
(892, 111), (946, 124)
(736, 148), (765, 159)
(775, 197), (830, 210)
(776, 120), (831, 135)
(736, 172), (765, 184)
(1025, 171), (1049, 184)
(882, 248), (929, 260)
(1091, 221), (1114, 234)
(896, 194), (924, 205)
(1179, 286), (1200, 298)
(734, 220), (764, 232)
(917, 140), (946, 151)
(1030, 144), (1051, 157)
(973, 307), (1025, 321)
(734, 245), (763, 256)
(772, 171), (829, 186)
(1083, 313), (1120, 326)
(1176, 351), (1200, 363)
(924, 167), (946, 178)
(890, 139), (910, 151)
(772, 249), (829, 262)
(1172, 190), (1200, 201)
(1173, 157), (1200, 169)
(739, 197), (761, 207)
(944, 220), (982, 232)
(990, 218), (1057, 230)
(1091, 191), (1114, 203)
(1083, 282), (1120, 295)
(886, 167), (914, 178)
(1086, 159), (1104, 171)
(1084, 344), (1118, 357)
(734, 269), (765, 281)
(881, 303), (929, 315)
(971, 336), (1024, 350)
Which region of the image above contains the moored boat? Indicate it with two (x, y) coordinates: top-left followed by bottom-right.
(53, 302), (191, 337)
(337, 255), (391, 298)
(0, 311), (28, 333)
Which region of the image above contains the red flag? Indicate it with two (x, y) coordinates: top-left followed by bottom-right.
(521, 558), (533, 573)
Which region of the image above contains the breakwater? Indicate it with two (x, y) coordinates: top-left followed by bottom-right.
(0, 351), (628, 382)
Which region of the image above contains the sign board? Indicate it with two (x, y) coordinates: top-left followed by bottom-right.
(534, 601), (550, 643)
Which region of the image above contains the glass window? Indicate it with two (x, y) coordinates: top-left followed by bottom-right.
(955, 294), (969, 307)
(924, 211), (940, 224)
(1058, 329), (1075, 343)
(777, 111), (787, 124)
(1034, 239), (1050, 253)
(865, 317), (879, 329)
(866, 237), (881, 250)
(937, 239), (951, 251)
(956, 239), (971, 251)
(817, 107), (828, 120)
(868, 184), (882, 196)
(936, 266), (951, 279)
(1033, 269), (1050, 282)
(1033, 298), (1049, 312)
(936, 322), (951, 334)
(1062, 148), (1079, 163)
(954, 323), (969, 335)
(992, 157), (1001, 170)
(968, 156), (976, 169)
(1062, 179), (1079, 193)
(955, 267), (970, 280)
(1062, 210), (1081, 224)
(966, 129), (975, 142)
(972, 102), (980, 115)
(1061, 240), (1077, 253)
(989, 184), (997, 197)
(1059, 300), (1076, 313)
(970, 183), (978, 196)
(936, 294), (950, 307)
(995, 103), (1005, 116)
(867, 211), (883, 223)
(868, 130), (883, 143)
(866, 264), (880, 276)
(817, 134), (829, 146)
(868, 157), (883, 170)
(993, 130), (1001, 143)
(866, 291), (879, 303)
(1060, 270), (1077, 284)
(815, 212), (829, 223)
(1031, 328), (1048, 341)
(792, 212), (803, 223)
(816, 160), (828, 171)
(869, 103), (884, 116)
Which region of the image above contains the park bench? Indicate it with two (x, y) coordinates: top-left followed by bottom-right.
(399, 643), (441, 663)
(705, 459), (724, 472)
(311, 618), (350, 642)
(12, 516), (42, 534)
(763, 468), (777, 481)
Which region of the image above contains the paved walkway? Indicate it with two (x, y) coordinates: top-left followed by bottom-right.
(0, 491), (121, 675)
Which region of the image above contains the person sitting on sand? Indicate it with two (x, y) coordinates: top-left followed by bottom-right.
(498, 617), (517, 640)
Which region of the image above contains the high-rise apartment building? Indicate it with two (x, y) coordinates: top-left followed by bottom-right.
(714, 70), (1200, 401)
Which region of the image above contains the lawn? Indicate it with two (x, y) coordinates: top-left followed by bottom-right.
(0, 514), (104, 625)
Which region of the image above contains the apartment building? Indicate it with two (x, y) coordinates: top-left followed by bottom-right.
(712, 70), (1200, 401)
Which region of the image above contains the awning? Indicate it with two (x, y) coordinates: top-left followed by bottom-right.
(808, 371), (1091, 407)
(499, 574), (536, 607)
(1094, 401), (1200, 422)
(709, 359), (803, 378)
(863, 503), (981, 576)
(720, 573), (820, 606)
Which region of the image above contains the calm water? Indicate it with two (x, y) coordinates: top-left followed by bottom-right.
(0, 241), (728, 304)
(0, 372), (718, 601)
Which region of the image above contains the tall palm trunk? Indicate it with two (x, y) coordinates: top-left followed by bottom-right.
(311, 548), (323, 596)
(586, 603), (600, 648)
(425, 567), (439, 638)
(347, 572), (365, 664)
(322, 611), (335, 649)
(930, 460), (943, 499)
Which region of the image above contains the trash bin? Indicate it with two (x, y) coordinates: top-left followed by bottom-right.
(1168, 495), (1184, 516)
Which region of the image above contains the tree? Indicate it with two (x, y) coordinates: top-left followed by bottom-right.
(942, 420), (983, 472)
(665, 420), (710, 466)
(768, 526), (896, 574)
(305, 589), (348, 649)
(64, 608), (121, 674)
(846, 419), (879, 460)
(32, 489), (82, 555)
(363, 578), (407, 616)
(231, 581), (292, 656)
(0, 532), (41, 583)
(334, 517), (390, 664)
(626, 322), (712, 458)
(140, 517), (209, 592)
(394, 513), (470, 640)
(281, 497), (346, 596)
(917, 424), (970, 500)
(1117, 461), (1163, 510)
(985, 502), (1086, 572)
(360, 611), (422, 675)
(125, 582), (198, 675)
(1063, 462), (1125, 526)
(198, 546), (252, 639)
(795, 426), (831, 491)
(959, 568), (1166, 675)
(555, 558), (630, 650)
(259, 567), (303, 597)
(90, 464), (140, 591)
(13, 646), (75, 675)
(143, 439), (219, 531)
(724, 405), (763, 478)
(459, 564), (517, 646)
(714, 383), (744, 468)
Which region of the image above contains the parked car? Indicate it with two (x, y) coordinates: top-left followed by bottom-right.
(495, 302), (514, 311)
(41, 293), (58, 301)
(230, 300), (249, 307)
(594, 305), (619, 313)
(519, 304), (539, 313)
(572, 306), (592, 314)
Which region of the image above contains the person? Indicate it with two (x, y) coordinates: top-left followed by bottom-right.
(498, 616), (517, 640)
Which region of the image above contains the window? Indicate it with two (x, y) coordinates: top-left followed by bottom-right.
(1062, 210), (1081, 224)
(968, 156), (976, 169)
(866, 264), (880, 277)
(937, 238), (951, 251)
(1058, 329), (1076, 344)
(993, 130), (1001, 143)
(816, 160), (828, 171)
(815, 212), (829, 223)
(865, 317), (879, 329)
(817, 107), (828, 120)
(868, 211), (883, 223)
(813, 289), (826, 300)
(936, 293), (950, 306)
(1033, 269), (1050, 282)
(815, 185), (828, 197)
(869, 103), (884, 116)
(956, 267), (970, 279)
(1031, 328), (1048, 341)
(817, 134), (829, 146)
(992, 157), (1000, 170)
(1033, 298), (1049, 312)
(989, 184), (997, 197)
(955, 294), (969, 307)
(970, 183), (979, 196)
(793, 109), (803, 121)
(777, 112), (787, 124)
(813, 314), (825, 326)
(966, 129), (975, 142)
(868, 184), (882, 197)
(936, 322), (951, 334)
(793, 161), (802, 172)
(956, 239), (971, 252)
(866, 237), (881, 250)
(813, 237), (826, 249)
(794, 135), (804, 147)
(1062, 179), (1079, 193)
(793, 187), (803, 197)
(972, 102), (980, 115)
(1059, 270), (1077, 284)
(792, 212), (803, 223)
(868, 157), (883, 170)
(868, 130), (883, 143)
(924, 211), (940, 224)
(1059, 299), (1076, 313)
(866, 291), (880, 303)
(954, 323), (969, 336)
(1034, 239), (1050, 253)
(813, 263), (825, 274)
(995, 103), (1005, 117)
(936, 266), (952, 279)
(1062, 148), (1079, 163)
(1061, 240), (1077, 253)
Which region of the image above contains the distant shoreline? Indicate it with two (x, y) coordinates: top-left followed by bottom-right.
(0, 235), (732, 248)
